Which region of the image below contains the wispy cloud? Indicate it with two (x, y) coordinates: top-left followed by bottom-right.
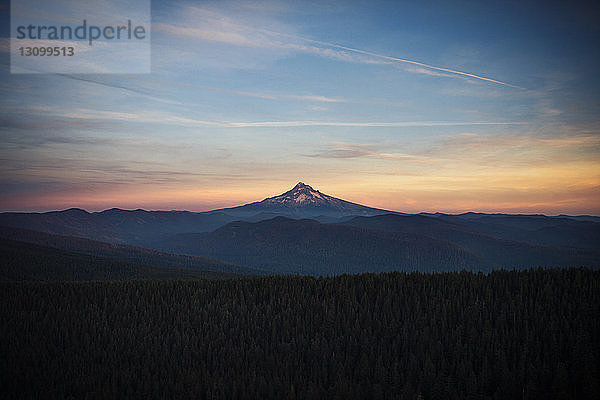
(156, 6), (523, 88)
(305, 132), (600, 169)
(405, 66), (456, 79)
(287, 35), (525, 89)
(434, 132), (600, 152)
(153, 21), (387, 66)
(306, 142), (423, 162)
(27, 106), (526, 128)
(221, 121), (526, 128)
(122, 76), (347, 103)
(286, 95), (346, 103)
(417, 132), (600, 169)
(154, 23), (262, 47)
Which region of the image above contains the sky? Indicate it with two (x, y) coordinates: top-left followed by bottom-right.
(0, 0), (599, 215)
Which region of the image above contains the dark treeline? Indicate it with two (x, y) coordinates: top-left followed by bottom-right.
(1, 268), (598, 399)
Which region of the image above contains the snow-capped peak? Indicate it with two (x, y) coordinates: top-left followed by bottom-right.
(265, 182), (333, 205)
(215, 181), (390, 218)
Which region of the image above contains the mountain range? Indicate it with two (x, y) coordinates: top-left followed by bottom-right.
(1, 182), (598, 277)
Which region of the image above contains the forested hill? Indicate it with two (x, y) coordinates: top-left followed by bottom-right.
(159, 216), (482, 274)
(0, 226), (264, 276)
(1, 268), (598, 399)
(0, 238), (241, 281)
(158, 216), (600, 275)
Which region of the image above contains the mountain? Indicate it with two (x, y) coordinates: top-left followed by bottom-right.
(210, 182), (393, 218)
(0, 226), (264, 276)
(157, 216), (483, 275)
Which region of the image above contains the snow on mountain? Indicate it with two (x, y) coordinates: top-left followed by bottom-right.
(264, 182), (337, 206)
(212, 182), (393, 218)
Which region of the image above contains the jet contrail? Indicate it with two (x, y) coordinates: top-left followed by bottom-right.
(326, 42), (525, 89)
(265, 30), (524, 89)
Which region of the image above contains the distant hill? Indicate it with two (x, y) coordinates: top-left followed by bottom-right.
(156, 214), (600, 275)
(0, 226), (264, 276)
(425, 213), (600, 249)
(157, 216), (483, 275)
(0, 208), (238, 245)
(341, 214), (600, 269)
(0, 238), (241, 281)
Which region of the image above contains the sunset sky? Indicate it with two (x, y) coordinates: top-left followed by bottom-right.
(1, 0), (599, 214)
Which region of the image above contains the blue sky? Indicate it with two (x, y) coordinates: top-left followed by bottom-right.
(0, 0), (599, 214)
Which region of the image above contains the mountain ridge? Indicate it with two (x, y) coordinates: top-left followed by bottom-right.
(0, 225), (264, 276)
(0, 182), (598, 276)
(3, 181), (597, 220)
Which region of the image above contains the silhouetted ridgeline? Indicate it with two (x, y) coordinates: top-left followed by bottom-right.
(1, 268), (598, 399)
(2, 205), (598, 275)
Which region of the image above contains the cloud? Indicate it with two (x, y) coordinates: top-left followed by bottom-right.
(304, 132), (600, 174)
(122, 76), (347, 103)
(0, 117), (120, 137)
(12, 105), (528, 129)
(219, 121), (526, 128)
(305, 142), (426, 163)
(58, 74), (155, 97)
(419, 132), (600, 168)
(154, 23), (262, 47)
(154, 20), (388, 66)
(296, 37), (526, 89)
(155, 6), (523, 88)
(433, 132), (600, 152)
(287, 95), (346, 103)
(405, 66), (456, 79)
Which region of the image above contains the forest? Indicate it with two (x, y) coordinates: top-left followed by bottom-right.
(1, 268), (598, 399)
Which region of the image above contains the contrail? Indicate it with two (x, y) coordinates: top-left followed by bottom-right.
(58, 74), (151, 97)
(265, 30), (524, 89)
(327, 42), (525, 89)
